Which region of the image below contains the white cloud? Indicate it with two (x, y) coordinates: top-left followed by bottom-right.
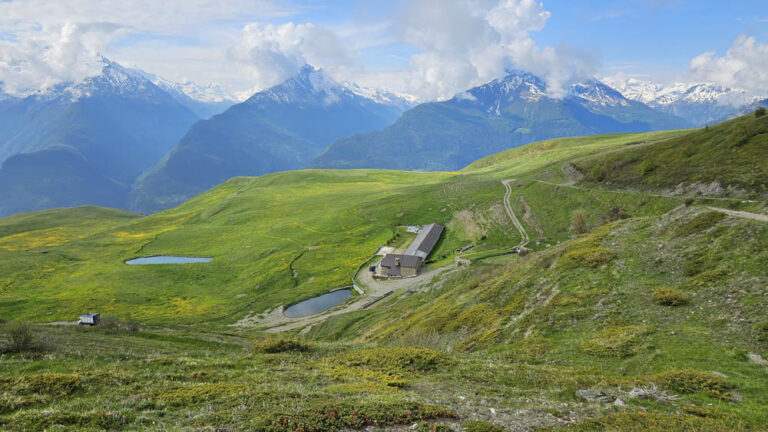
(0, 22), (122, 95)
(0, 0), (595, 100)
(391, 0), (595, 100)
(228, 22), (350, 95)
(689, 35), (768, 99)
(0, 0), (294, 96)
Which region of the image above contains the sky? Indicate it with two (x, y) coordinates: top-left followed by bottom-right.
(0, 0), (766, 101)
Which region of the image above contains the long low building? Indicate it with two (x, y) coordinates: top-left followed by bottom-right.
(375, 223), (444, 278)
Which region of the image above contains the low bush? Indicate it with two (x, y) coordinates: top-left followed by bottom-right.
(569, 210), (590, 234)
(325, 365), (407, 389)
(417, 421), (454, 432)
(334, 347), (451, 374)
(580, 326), (648, 358)
(262, 400), (457, 431)
(652, 287), (688, 306)
(560, 411), (741, 432)
(99, 314), (141, 331)
(756, 107), (766, 117)
(253, 337), (312, 353)
(753, 321), (768, 344)
(674, 211), (726, 238)
(562, 246), (615, 268)
(462, 420), (506, 432)
(640, 159), (657, 176)
(6, 373), (82, 396)
(10, 409), (131, 430)
(651, 369), (734, 400)
(4, 321), (34, 352)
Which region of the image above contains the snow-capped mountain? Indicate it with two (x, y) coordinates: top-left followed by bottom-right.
(343, 81), (419, 112)
(604, 78), (766, 126)
(130, 65), (408, 213)
(142, 72), (236, 119)
(0, 59), (199, 217)
(569, 80), (632, 108)
(312, 70), (690, 172)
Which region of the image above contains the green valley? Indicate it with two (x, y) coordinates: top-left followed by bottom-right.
(2, 113), (768, 431)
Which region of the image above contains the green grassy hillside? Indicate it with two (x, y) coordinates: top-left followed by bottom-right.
(1, 113), (767, 431)
(573, 112), (768, 198)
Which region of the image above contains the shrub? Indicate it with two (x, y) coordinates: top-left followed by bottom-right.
(569, 210), (590, 234)
(325, 365), (407, 389)
(4, 322), (35, 353)
(253, 337), (311, 353)
(651, 369), (734, 400)
(640, 159), (657, 176)
(756, 107), (766, 117)
(684, 198), (695, 207)
(99, 314), (141, 331)
(580, 326), (648, 358)
(417, 421), (454, 432)
(603, 206), (630, 222)
(591, 165), (607, 182)
(334, 347), (451, 373)
(674, 211), (725, 238)
(753, 321), (768, 344)
(6, 373), (82, 396)
(262, 400), (457, 431)
(562, 246), (615, 268)
(652, 287), (688, 306)
(462, 420), (506, 432)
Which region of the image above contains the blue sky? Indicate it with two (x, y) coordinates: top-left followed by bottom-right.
(272, 0), (768, 78)
(0, 0), (766, 99)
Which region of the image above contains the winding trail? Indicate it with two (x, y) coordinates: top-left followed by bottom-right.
(708, 207), (768, 223)
(502, 179), (530, 248)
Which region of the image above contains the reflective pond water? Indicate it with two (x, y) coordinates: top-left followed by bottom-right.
(125, 256), (213, 265)
(283, 289), (352, 318)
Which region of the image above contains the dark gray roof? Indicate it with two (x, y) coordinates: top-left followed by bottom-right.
(404, 223), (444, 259)
(380, 253), (421, 269)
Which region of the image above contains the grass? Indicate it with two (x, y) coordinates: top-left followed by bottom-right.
(1, 115), (768, 430)
(575, 113), (768, 198)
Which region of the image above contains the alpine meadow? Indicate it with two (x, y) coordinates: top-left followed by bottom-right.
(1, 1), (768, 431)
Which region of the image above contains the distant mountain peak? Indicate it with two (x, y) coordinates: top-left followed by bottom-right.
(453, 70), (634, 117)
(246, 65), (356, 107)
(603, 77), (767, 125)
(342, 81), (419, 111)
(569, 79), (631, 107)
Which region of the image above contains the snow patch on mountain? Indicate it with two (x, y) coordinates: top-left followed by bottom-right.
(604, 77), (764, 108)
(343, 82), (419, 111)
(452, 70), (639, 116)
(603, 77), (767, 125)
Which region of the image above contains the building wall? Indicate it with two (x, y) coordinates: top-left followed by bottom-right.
(401, 267), (418, 277)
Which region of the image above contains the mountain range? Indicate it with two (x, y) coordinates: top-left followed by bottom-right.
(4, 61), (754, 218)
(604, 77), (768, 126)
(311, 71), (690, 171)
(0, 60), (199, 217)
(129, 65), (409, 213)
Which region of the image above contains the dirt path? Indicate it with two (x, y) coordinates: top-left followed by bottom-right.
(235, 264), (458, 332)
(708, 207), (768, 222)
(534, 172), (758, 204)
(502, 179), (530, 248)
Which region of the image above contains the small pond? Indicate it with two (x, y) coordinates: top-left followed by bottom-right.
(125, 256), (213, 265)
(283, 289), (352, 318)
